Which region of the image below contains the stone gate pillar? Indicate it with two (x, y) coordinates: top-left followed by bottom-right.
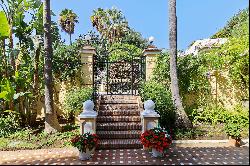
(80, 46), (96, 87)
(143, 45), (162, 81)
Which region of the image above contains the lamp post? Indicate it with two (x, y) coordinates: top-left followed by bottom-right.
(84, 34), (91, 46)
(148, 36), (155, 46)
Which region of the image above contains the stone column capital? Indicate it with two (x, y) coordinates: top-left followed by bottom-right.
(81, 45), (96, 55)
(143, 45), (162, 57)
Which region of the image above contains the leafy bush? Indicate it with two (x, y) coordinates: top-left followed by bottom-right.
(190, 104), (249, 138)
(224, 120), (242, 139)
(139, 80), (175, 128)
(53, 42), (82, 81)
(0, 111), (21, 137)
(153, 53), (212, 110)
(108, 43), (142, 62)
(191, 106), (229, 125)
(64, 87), (93, 121)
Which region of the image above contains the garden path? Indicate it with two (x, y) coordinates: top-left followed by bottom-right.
(0, 146), (249, 165)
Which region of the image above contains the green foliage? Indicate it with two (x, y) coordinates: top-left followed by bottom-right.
(224, 122), (242, 139)
(0, 111), (21, 137)
(172, 128), (205, 140)
(122, 29), (149, 49)
(191, 106), (230, 125)
(91, 7), (129, 43)
(90, 7), (148, 48)
(152, 53), (170, 85)
(208, 8), (249, 97)
(0, 125), (80, 150)
(153, 53), (212, 108)
(139, 80), (175, 128)
(0, 11), (10, 38)
(64, 87), (93, 120)
(108, 43), (142, 61)
(53, 42), (82, 81)
(177, 55), (211, 95)
(211, 8), (249, 38)
(190, 104), (249, 139)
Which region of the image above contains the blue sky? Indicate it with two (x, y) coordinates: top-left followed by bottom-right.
(51, 0), (249, 50)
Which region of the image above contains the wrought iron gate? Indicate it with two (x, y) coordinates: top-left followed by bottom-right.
(93, 51), (146, 97)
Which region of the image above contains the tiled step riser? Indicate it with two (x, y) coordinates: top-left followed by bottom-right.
(97, 144), (142, 150)
(101, 95), (138, 101)
(97, 116), (141, 122)
(96, 139), (143, 150)
(99, 105), (138, 110)
(98, 110), (140, 116)
(100, 100), (138, 104)
(97, 123), (142, 131)
(97, 133), (141, 139)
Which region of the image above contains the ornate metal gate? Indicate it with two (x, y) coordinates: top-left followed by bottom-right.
(93, 51), (146, 97)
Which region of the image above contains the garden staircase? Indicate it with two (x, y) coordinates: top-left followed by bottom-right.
(96, 95), (143, 149)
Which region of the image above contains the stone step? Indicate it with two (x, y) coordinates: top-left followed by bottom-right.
(96, 130), (141, 139)
(98, 109), (140, 116)
(97, 122), (142, 131)
(97, 139), (143, 149)
(99, 100), (138, 104)
(100, 95), (139, 101)
(99, 104), (138, 110)
(97, 116), (141, 122)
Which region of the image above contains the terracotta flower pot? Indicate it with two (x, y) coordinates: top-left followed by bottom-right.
(229, 136), (241, 147)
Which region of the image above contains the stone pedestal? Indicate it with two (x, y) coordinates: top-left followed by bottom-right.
(143, 45), (162, 81)
(141, 100), (160, 150)
(78, 100), (97, 134)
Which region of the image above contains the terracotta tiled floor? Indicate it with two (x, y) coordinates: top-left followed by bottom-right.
(0, 146), (249, 165)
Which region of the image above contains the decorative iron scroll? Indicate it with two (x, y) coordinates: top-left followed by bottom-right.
(93, 54), (145, 98)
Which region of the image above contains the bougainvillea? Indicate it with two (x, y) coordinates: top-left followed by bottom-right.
(140, 127), (172, 152)
(71, 132), (99, 153)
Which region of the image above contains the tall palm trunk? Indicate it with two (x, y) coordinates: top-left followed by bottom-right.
(69, 33), (72, 45)
(169, 0), (192, 129)
(43, 0), (61, 133)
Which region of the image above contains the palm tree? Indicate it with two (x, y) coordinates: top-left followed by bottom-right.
(43, 0), (61, 133)
(59, 9), (78, 45)
(90, 7), (129, 43)
(169, 0), (192, 129)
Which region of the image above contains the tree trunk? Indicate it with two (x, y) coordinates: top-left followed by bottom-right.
(31, 46), (40, 124)
(43, 0), (61, 133)
(169, 0), (192, 129)
(69, 33), (72, 45)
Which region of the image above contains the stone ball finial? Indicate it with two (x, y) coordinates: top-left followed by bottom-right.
(83, 100), (94, 112)
(144, 100), (155, 111)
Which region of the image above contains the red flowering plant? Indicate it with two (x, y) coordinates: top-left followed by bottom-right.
(140, 127), (172, 153)
(71, 132), (99, 153)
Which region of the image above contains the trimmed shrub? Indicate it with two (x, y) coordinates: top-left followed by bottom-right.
(139, 80), (175, 128)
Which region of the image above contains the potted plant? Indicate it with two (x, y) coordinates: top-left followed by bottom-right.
(140, 127), (172, 157)
(224, 122), (242, 147)
(71, 132), (99, 160)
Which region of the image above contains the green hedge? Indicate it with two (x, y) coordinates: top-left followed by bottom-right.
(139, 80), (175, 128)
